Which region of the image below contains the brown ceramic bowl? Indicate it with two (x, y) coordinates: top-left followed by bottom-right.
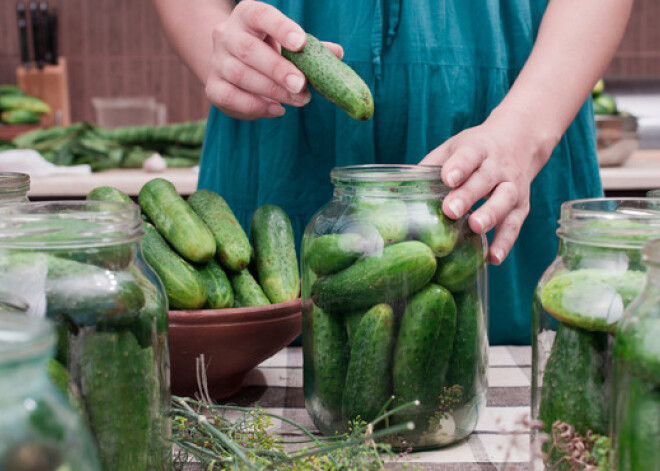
(169, 298), (302, 399)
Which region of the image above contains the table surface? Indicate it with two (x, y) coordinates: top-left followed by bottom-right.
(23, 149), (660, 197)
(216, 345), (533, 470)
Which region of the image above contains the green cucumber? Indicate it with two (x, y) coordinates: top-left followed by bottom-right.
(199, 258), (234, 309)
(445, 287), (485, 403)
(305, 233), (371, 276)
(348, 199), (408, 245)
(129, 264), (169, 348)
(250, 204), (300, 303)
(306, 303), (349, 434)
(538, 323), (609, 439)
(188, 189), (252, 272)
(433, 233), (485, 292)
(312, 241), (437, 313)
(1, 109), (40, 124)
(0, 85), (23, 95)
(342, 304), (395, 424)
(615, 316), (660, 386)
(141, 222), (207, 309)
(139, 178), (216, 264)
(282, 33), (374, 121)
(407, 200), (460, 258)
(0, 94), (50, 113)
(344, 309), (365, 345)
(47, 358), (86, 422)
(80, 329), (159, 471)
(229, 269), (270, 307)
(392, 284), (457, 429)
(86, 186), (134, 204)
(0, 252), (147, 327)
(615, 374), (660, 471)
(541, 269), (646, 332)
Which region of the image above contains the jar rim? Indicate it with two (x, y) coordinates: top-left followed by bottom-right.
(331, 164), (443, 183)
(558, 197), (660, 249)
(0, 313), (54, 367)
(0, 172), (30, 195)
(0, 201), (143, 249)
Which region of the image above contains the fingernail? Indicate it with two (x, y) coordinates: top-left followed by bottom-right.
(492, 248), (504, 264)
(285, 74), (305, 94)
(286, 32), (306, 50)
(446, 169), (462, 187)
(472, 213), (490, 232)
(447, 198), (464, 218)
(269, 104), (285, 116)
(294, 92), (311, 106)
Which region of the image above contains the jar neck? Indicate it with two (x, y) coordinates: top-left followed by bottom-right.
(0, 173), (30, 202)
(331, 165), (448, 199)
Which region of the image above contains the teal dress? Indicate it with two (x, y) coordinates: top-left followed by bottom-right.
(198, 0), (603, 345)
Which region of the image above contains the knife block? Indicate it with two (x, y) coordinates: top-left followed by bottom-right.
(16, 57), (71, 128)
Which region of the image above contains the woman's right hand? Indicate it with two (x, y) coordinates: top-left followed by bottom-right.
(206, 0), (343, 120)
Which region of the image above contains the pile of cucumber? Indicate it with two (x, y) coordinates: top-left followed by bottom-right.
(302, 196), (487, 445)
(87, 179), (300, 310)
(0, 85), (50, 125)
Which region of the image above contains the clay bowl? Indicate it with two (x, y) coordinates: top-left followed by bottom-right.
(169, 298), (302, 400)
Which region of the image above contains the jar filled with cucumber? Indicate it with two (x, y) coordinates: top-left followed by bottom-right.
(0, 201), (170, 471)
(301, 164), (488, 450)
(611, 238), (660, 471)
(531, 198), (660, 470)
(0, 311), (101, 471)
(0, 172), (29, 203)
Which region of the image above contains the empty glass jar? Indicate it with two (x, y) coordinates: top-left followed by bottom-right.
(531, 198), (660, 470)
(0, 312), (100, 470)
(302, 165), (488, 450)
(0, 201), (170, 471)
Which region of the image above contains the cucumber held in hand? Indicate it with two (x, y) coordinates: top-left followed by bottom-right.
(250, 204), (300, 303)
(282, 33), (374, 121)
(188, 189), (252, 272)
(139, 178), (216, 264)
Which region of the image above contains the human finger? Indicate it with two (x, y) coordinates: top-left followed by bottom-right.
(234, 0), (307, 51)
(221, 55), (311, 107)
(225, 30), (308, 94)
(419, 138), (454, 168)
(439, 146), (487, 189)
(321, 41), (344, 60)
(206, 78), (285, 120)
(487, 207), (529, 265)
(442, 166), (500, 220)
(467, 181), (525, 234)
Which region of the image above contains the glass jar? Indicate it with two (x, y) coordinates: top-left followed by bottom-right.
(0, 311), (100, 470)
(531, 198), (660, 470)
(301, 165), (488, 450)
(612, 237), (660, 470)
(0, 172), (30, 203)
(0, 201), (170, 471)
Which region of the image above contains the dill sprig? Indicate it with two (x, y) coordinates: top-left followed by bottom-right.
(170, 395), (421, 470)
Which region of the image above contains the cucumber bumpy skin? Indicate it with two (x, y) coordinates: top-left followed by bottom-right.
(282, 33), (374, 121)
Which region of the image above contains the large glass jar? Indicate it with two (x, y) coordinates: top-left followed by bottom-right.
(612, 237), (660, 470)
(0, 201), (170, 471)
(0, 311), (100, 470)
(301, 165), (488, 450)
(531, 198), (660, 470)
(0, 172), (29, 202)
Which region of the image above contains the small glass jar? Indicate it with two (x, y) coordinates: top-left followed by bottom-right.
(531, 198), (660, 470)
(0, 172), (30, 203)
(612, 237), (660, 470)
(0, 312), (100, 470)
(302, 165), (488, 450)
(0, 201), (170, 471)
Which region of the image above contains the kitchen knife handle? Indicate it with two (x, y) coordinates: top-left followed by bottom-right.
(16, 1), (31, 68)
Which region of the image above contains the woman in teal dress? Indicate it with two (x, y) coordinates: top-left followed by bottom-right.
(153, 0), (632, 344)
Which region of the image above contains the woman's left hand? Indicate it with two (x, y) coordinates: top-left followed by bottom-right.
(420, 114), (557, 265)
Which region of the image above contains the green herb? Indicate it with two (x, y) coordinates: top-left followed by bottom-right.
(170, 396), (421, 470)
(545, 420), (612, 471)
